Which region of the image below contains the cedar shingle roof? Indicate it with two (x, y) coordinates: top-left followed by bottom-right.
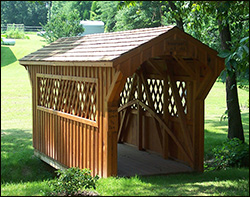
(19, 25), (175, 62)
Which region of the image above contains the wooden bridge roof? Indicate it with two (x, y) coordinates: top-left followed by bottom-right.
(19, 25), (224, 77)
(19, 26), (175, 62)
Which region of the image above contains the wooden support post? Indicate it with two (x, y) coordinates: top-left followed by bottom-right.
(103, 101), (118, 177)
(193, 99), (204, 171)
(104, 70), (127, 177)
(147, 59), (170, 157)
(138, 69), (163, 149)
(117, 110), (127, 143)
(162, 78), (169, 159)
(166, 64), (194, 164)
(117, 74), (137, 142)
(137, 74), (143, 150)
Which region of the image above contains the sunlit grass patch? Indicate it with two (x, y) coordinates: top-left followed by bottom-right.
(95, 168), (249, 196)
(1, 180), (51, 196)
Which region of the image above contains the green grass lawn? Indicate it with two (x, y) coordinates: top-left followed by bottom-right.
(1, 34), (249, 196)
(204, 81), (249, 159)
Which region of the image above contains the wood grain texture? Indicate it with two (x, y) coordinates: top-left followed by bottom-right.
(21, 25), (225, 178)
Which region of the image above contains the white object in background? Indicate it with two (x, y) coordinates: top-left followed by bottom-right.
(1, 38), (16, 45)
(79, 21), (104, 36)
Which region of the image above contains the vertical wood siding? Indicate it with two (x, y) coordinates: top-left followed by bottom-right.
(28, 65), (114, 177)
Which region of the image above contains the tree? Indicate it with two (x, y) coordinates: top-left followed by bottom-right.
(167, 1), (184, 30)
(1, 1), (48, 26)
(191, 1), (248, 142)
(215, 1), (248, 142)
(91, 1), (119, 32)
(114, 1), (164, 31)
(41, 9), (84, 43)
(71, 1), (92, 20)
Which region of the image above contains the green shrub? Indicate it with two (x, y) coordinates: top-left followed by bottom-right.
(205, 138), (249, 171)
(49, 167), (99, 196)
(6, 27), (26, 39)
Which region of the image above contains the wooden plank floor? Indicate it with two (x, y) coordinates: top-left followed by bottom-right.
(117, 143), (193, 177)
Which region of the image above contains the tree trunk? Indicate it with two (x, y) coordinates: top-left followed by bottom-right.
(168, 1), (184, 31)
(218, 19), (245, 142)
(226, 73), (244, 142)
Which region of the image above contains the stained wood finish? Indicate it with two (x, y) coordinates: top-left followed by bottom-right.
(26, 65), (116, 177)
(20, 26), (225, 177)
(117, 143), (192, 177)
(118, 53), (223, 169)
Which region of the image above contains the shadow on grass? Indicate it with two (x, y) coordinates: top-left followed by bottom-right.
(205, 111), (249, 138)
(1, 129), (56, 184)
(122, 169), (249, 196)
(1, 46), (17, 67)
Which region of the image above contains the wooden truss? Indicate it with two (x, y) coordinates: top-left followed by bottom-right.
(117, 57), (197, 165)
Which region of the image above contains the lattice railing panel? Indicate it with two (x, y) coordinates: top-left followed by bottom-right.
(37, 75), (97, 121)
(168, 81), (187, 116)
(119, 76), (187, 117)
(120, 77), (134, 107)
(146, 79), (164, 114)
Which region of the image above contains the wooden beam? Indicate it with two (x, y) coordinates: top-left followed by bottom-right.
(172, 55), (196, 78)
(193, 99), (204, 171)
(163, 78), (169, 159)
(117, 107), (133, 142)
(195, 71), (217, 100)
(137, 68), (163, 146)
(119, 112), (131, 142)
(116, 98), (193, 164)
(138, 100), (193, 164)
(19, 60), (113, 67)
(105, 71), (125, 103)
(193, 58), (213, 75)
(166, 63), (194, 163)
(137, 74), (143, 150)
(34, 149), (68, 170)
(146, 59), (165, 78)
(117, 110), (126, 142)
(118, 100), (137, 112)
(137, 68), (154, 107)
(37, 106), (98, 127)
(117, 74), (137, 142)
(104, 101), (119, 177)
(152, 116), (164, 149)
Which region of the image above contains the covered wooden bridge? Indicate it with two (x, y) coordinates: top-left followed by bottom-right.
(19, 26), (225, 177)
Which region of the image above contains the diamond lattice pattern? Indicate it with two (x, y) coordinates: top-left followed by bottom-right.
(168, 81), (187, 116)
(120, 77), (187, 117)
(120, 77), (134, 107)
(38, 76), (97, 121)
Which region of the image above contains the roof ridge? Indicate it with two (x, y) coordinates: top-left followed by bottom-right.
(19, 25), (178, 63)
(56, 25), (176, 40)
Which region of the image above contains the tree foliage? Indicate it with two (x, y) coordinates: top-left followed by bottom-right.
(41, 9), (84, 43)
(1, 1), (48, 26)
(193, 1), (249, 82)
(91, 1), (120, 32)
(71, 1), (92, 20)
(114, 1), (164, 31)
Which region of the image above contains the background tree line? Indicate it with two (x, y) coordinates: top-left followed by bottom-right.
(1, 1), (249, 142)
(1, 1), (48, 26)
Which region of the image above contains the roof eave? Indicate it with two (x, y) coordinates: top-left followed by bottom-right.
(19, 60), (113, 67)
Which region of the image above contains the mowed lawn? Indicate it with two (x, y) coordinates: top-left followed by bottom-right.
(1, 34), (249, 196)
